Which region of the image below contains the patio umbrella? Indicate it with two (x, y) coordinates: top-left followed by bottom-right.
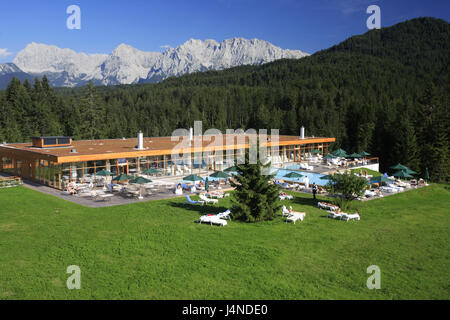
(403, 168), (417, 175)
(283, 172), (304, 179)
(347, 153), (361, 158)
(95, 169), (114, 176)
(370, 176), (392, 184)
(390, 163), (409, 171)
(332, 148), (348, 157)
(424, 167), (430, 180)
(360, 151), (371, 157)
(182, 174), (204, 182)
(224, 165), (239, 172)
(392, 170), (413, 179)
(209, 171), (230, 179)
(142, 168), (160, 175)
(112, 173), (134, 182)
(205, 177), (209, 192)
(129, 176), (152, 199)
(129, 176), (152, 184)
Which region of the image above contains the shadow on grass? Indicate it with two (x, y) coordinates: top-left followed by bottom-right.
(169, 201), (229, 215)
(291, 195), (320, 207)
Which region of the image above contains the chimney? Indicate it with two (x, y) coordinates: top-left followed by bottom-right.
(137, 131), (144, 150)
(300, 126), (305, 139)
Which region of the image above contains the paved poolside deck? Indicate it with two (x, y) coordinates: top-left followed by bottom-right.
(0, 172), (233, 208)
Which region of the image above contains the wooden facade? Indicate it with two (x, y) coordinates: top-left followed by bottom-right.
(0, 134), (336, 190)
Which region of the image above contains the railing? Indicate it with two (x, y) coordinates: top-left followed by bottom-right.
(346, 157), (379, 168)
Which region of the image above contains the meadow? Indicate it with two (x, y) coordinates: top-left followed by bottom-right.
(0, 184), (449, 299)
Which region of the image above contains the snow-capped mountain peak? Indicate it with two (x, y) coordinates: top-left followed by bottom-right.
(0, 62), (23, 74)
(11, 38), (309, 87)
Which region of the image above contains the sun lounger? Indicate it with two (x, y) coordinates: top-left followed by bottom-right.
(364, 190), (376, 197)
(217, 209), (232, 220)
(185, 194), (205, 205)
(279, 192), (293, 200)
(318, 202), (339, 211)
(208, 191), (224, 198)
(199, 194), (218, 204)
(340, 213), (360, 221)
(327, 210), (343, 219)
(198, 214), (227, 226)
(281, 205), (291, 217)
(286, 212), (306, 224)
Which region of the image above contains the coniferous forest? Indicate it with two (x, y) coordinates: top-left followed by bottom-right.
(0, 18), (448, 181)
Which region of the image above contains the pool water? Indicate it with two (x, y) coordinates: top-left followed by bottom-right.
(272, 168), (326, 186)
(181, 168), (326, 185)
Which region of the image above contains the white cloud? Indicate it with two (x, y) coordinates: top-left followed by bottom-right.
(0, 48), (13, 59)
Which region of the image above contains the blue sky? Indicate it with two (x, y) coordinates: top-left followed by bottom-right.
(0, 0), (449, 62)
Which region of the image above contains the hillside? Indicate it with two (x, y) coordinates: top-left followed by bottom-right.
(0, 18), (449, 181)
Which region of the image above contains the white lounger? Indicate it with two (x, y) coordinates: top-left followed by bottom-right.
(364, 190), (376, 197)
(281, 205), (291, 217)
(199, 194), (218, 204)
(279, 193), (293, 200)
(340, 213), (360, 221)
(198, 215), (227, 226)
(318, 202), (339, 211)
(217, 209), (232, 220)
(327, 210), (343, 219)
(286, 212), (306, 224)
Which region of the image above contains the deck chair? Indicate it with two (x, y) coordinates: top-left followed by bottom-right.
(198, 215), (227, 226)
(327, 211), (343, 219)
(199, 194), (218, 204)
(281, 205), (291, 217)
(185, 194), (205, 205)
(217, 209), (232, 220)
(286, 212), (306, 224)
(341, 213), (360, 221)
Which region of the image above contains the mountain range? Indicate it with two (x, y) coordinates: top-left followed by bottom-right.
(0, 38), (308, 88)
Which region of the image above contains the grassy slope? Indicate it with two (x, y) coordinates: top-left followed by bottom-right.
(350, 168), (381, 177)
(0, 184), (449, 300)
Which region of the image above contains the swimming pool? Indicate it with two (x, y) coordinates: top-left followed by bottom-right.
(180, 168), (326, 185)
(273, 168), (327, 186)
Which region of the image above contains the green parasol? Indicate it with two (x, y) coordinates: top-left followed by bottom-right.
(209, 171), (230, 179)
(283, 172), (304, 179)
(183, 174), (204, 182)
(112, 173), (134, 182)
(95, 169), (114, 176)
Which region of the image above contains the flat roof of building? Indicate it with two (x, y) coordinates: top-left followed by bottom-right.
(0, 134), (335, 163)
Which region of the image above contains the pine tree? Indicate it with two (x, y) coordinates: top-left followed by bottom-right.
(78, 81), (105, 139)
(393, 114), (420, 172)
(230, 143), (281, 222)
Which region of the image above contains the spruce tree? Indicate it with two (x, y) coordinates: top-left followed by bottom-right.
(230, 143), (281, 222)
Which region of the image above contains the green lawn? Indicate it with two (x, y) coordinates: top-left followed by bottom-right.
(0, 184), (449, 299)
(350, 168), (381, 177)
